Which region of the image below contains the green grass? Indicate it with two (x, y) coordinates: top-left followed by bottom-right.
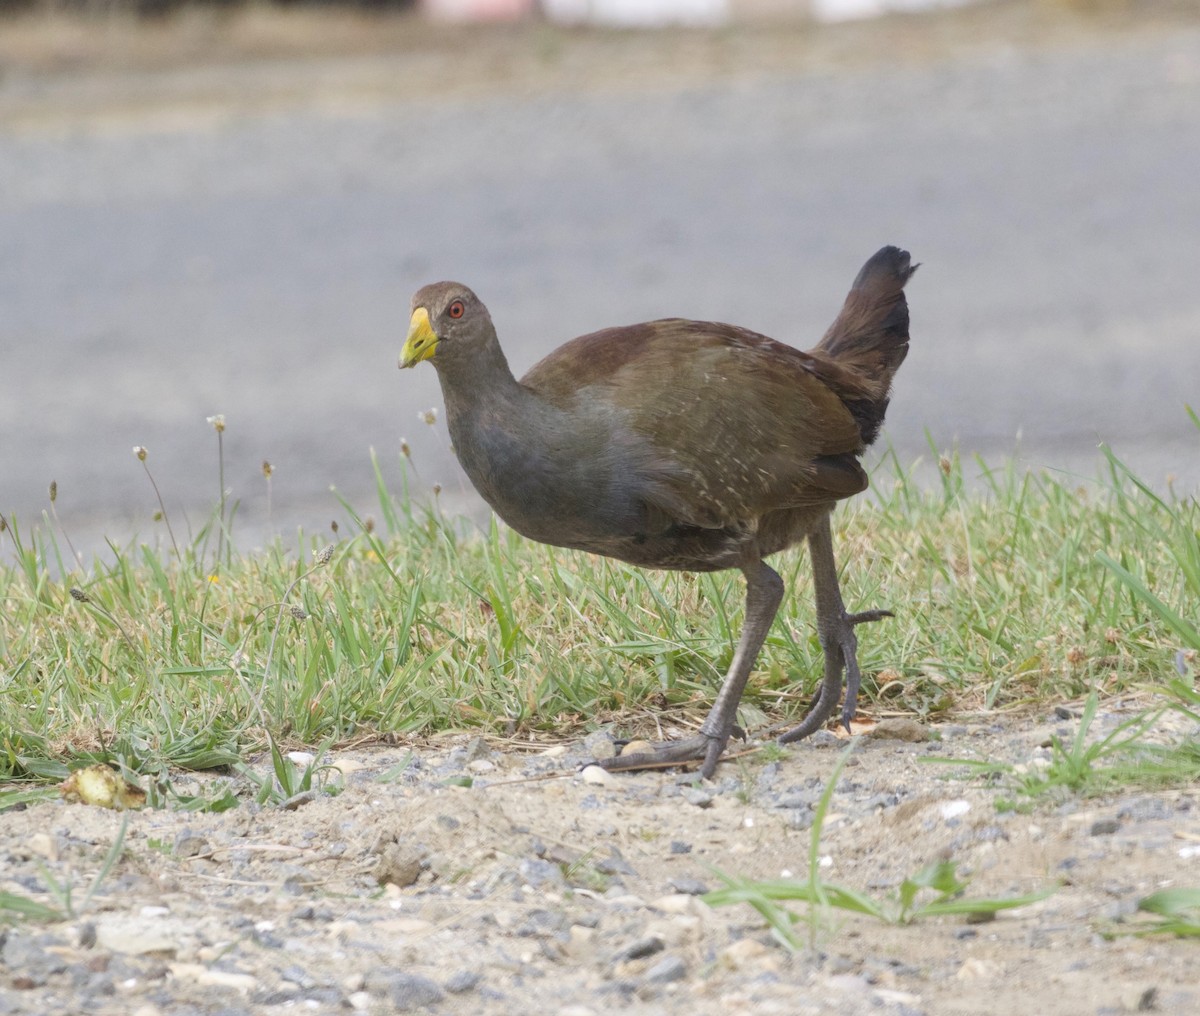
(0, 425), (1197, 788)
(924, 689), (1200, 807)
(704, 745), (1056, 949)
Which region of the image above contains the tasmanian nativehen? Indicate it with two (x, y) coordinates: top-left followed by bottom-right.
(400, 246), (917, 777)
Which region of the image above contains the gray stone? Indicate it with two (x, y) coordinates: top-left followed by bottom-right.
(595, 849), (636, 876)
(808, 730), (842, 748)
(173, 828), (210, 858)
(515, 909), (569, 939)
(644, 954), (687, 984)
(365, 971), (444, 1011)
(611, 935), (664, 964)
(518, 858), (566, 889)
(375, 844), (423, 888)
(277, 864), (321, 894)
(774, 792), (815, 809)
(667, 877), (708, 896)
(444, 969), (482, 994)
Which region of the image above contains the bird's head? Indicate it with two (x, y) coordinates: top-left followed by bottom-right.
(400, 282), (492, 370)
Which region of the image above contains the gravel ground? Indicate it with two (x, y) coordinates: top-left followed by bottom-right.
(4, 707), (1199, 1015)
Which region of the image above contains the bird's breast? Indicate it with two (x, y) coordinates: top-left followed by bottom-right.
(449, 411), (646, 552)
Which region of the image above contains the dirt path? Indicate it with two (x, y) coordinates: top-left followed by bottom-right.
(3, 706), (1198, 1014)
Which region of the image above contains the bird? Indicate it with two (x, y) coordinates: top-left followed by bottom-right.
(399, 246), (916, 778)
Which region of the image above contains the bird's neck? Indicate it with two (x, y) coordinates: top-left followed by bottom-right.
(435, 341), (525, 425)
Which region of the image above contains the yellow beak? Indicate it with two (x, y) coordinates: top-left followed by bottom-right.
(399, 307), (438, 368)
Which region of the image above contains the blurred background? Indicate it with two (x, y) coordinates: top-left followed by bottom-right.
(1, 0), (1198, 554)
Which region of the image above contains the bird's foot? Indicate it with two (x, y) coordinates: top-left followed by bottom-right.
(777, 607), (893, 744)
(835, 608), (894, 729)
(591, 727), (739, 780)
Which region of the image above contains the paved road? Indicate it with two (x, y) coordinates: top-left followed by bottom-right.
(2, 16), (1198, 553)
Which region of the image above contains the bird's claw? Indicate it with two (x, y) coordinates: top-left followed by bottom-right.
(838, 608), (893, 730)
(778, 606), (893, 744)
(591, 731), (731, 780)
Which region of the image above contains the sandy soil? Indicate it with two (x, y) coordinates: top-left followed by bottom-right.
(3, 707), (1199, 1015)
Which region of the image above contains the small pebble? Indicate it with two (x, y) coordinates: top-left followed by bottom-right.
(462, 736), (492, 763)
(173, 829), (209, 858)
(595, 849), (636, 876)
(610, 935), (664, 963)
(808, 729), (842, 747)
(519, 858), (567, 889)
(580, 765), (618, 788)
(667, 877), (708, 896)
(444, 969), (482, 994)
(644, 954), (687, 984)
(375, 845), (423, 888)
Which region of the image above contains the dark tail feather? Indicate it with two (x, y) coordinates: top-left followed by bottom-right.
(813, 245), (918, 446)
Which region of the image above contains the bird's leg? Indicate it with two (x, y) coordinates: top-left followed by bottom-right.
(778, 514), (892, 744)
(595, 560), (784, 779)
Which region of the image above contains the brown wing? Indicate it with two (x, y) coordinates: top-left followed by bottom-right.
(520, 319), (865, 529)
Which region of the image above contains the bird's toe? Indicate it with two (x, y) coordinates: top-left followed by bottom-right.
(589, 732), (731, 777)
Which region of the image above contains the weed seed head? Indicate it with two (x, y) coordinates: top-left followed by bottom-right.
(290, 606), (309, 621)
(400, 438), (411, 459)
(207, 415), (226, 433)
(262, 460), (273, 478)
(419, 408), (438, 427)
(70, 587), (90, 603)
(316, 545), (335, 565)
(939, 455), (952, 476)
(49, 480), (57, 503)
(133, 446), (148, 461)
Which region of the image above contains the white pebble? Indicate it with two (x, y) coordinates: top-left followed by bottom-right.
(579, 765), (617, 787)
(940, 799), (971, 820)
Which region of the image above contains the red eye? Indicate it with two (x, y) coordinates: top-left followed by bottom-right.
(448, 300), (465, 319)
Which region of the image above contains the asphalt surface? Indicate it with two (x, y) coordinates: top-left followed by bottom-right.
(2, 13), (1198, 554)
